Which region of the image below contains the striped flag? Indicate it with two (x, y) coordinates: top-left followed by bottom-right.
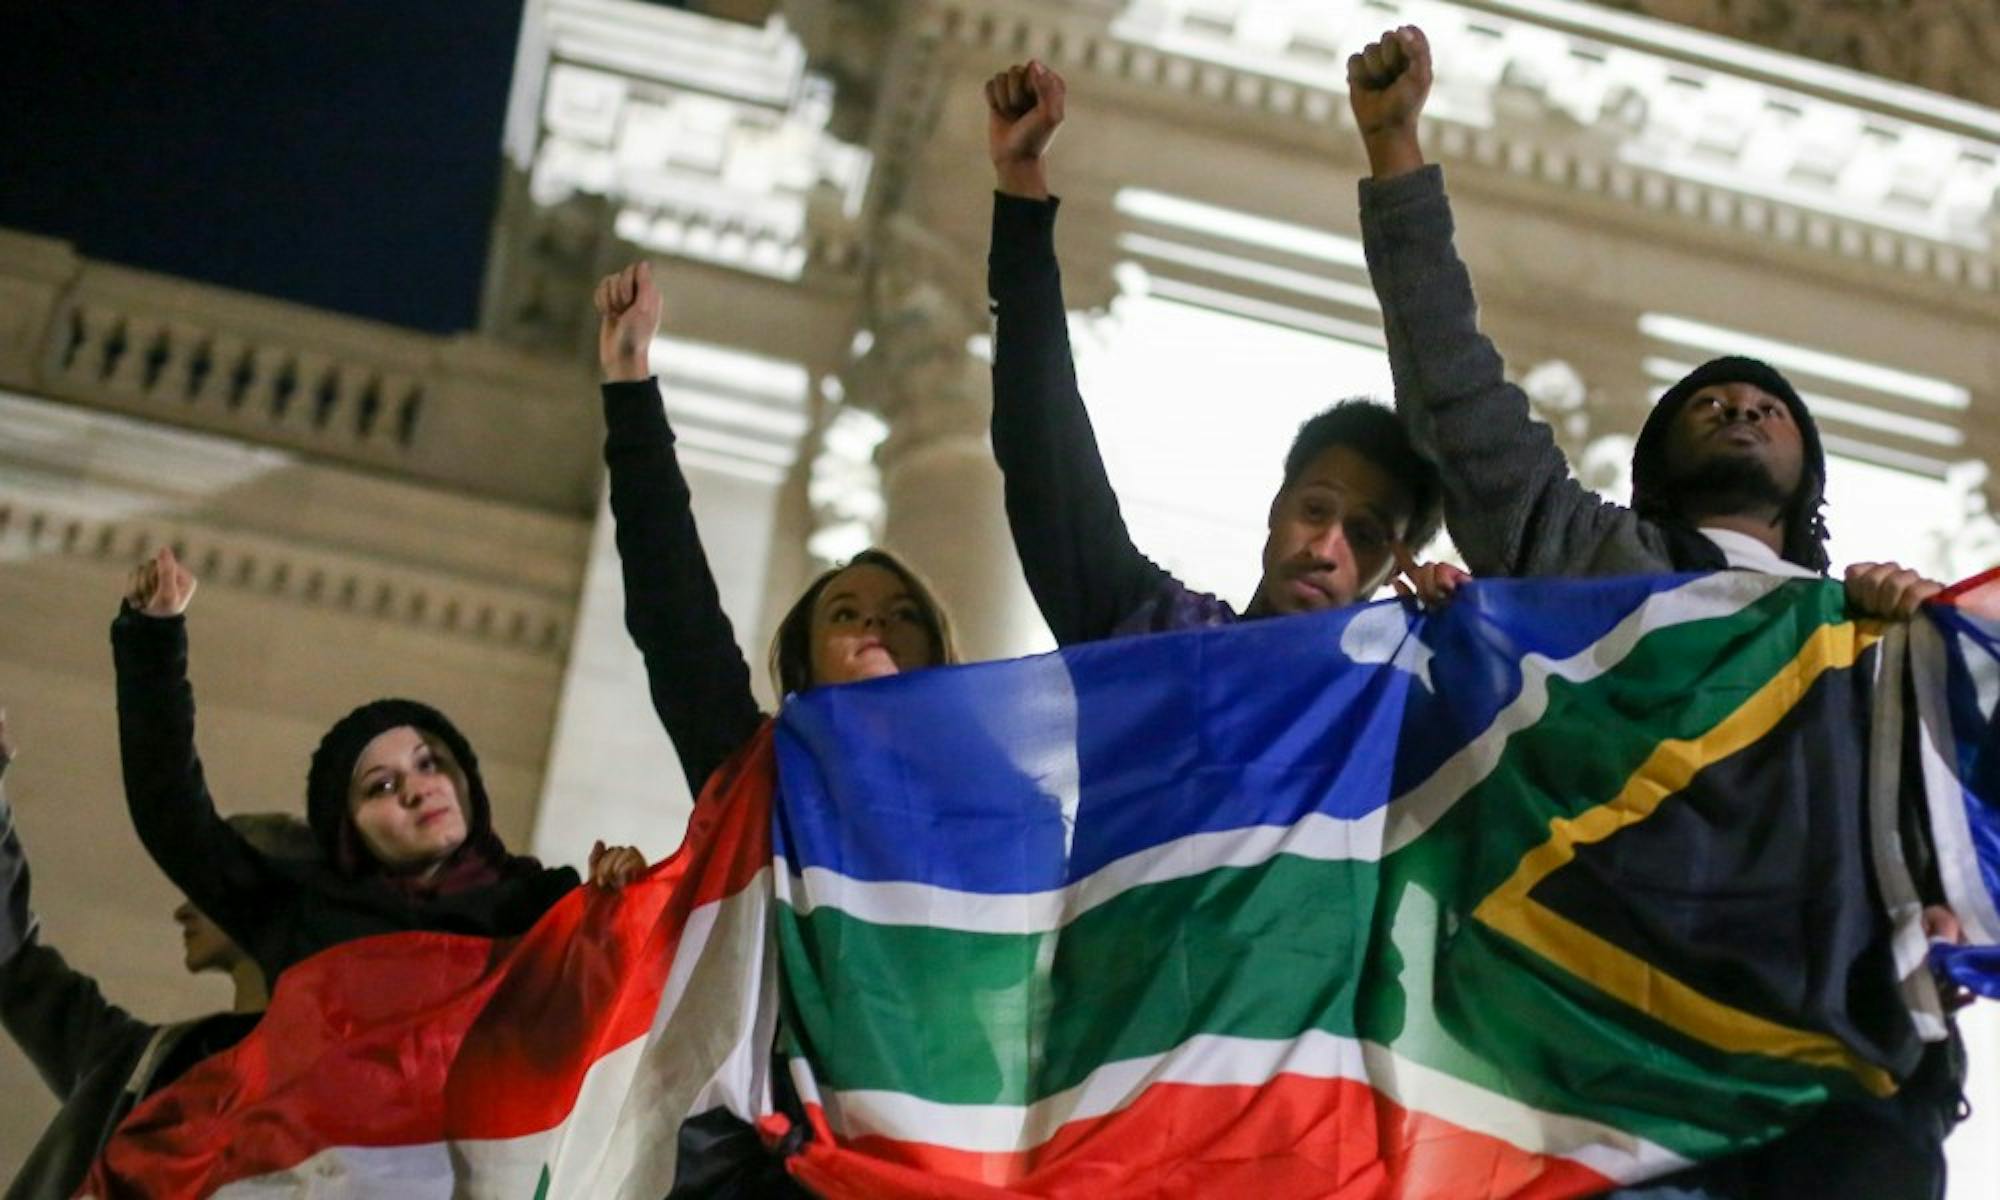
(84, 574), (1990, 1197)
(1918, 566), (2000, 999)
(81, 725), (783, 1199)
(773, 573), (1945, 1198)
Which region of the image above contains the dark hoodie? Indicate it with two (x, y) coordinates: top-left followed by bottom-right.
(111, 609), (578, 983)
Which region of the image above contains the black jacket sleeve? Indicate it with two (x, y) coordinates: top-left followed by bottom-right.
(0, 782), (152, 1099)
(602, 379), (767, 796)
(110, 609), (297, 959)
(988, 193), (1171, 646)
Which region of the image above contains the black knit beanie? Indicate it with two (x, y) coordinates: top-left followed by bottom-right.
(1630, 355), (1830, 574)
(305, 698), (501, 876)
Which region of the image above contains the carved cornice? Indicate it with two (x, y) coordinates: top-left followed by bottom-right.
(1594, 0), (2000, 112)
(520, 0), (873, 283)
(0, 499), (573, 660)
(929, 0), (2000, 300)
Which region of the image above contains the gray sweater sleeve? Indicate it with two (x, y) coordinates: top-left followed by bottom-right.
(1358, 166), (1669, 578)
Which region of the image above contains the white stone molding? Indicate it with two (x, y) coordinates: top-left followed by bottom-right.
(652, 331), (815, 485)
(1590, 0), (2000, 113)
(0, 230), (599, 515)
(1935, 459), (2000, 579)
(517, 0), (872, 282)
(930, 0), (2000, 296)
(0, 497), (573, 659)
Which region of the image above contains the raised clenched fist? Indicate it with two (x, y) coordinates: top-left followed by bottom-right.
(594, 261), (663, 383)
(126, 547), (198, 619)
(1348, 26), (1432, 179)
(986, 60), (1066, 200)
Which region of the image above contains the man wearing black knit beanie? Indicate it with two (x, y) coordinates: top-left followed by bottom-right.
(1345, 24), (1969, 1200)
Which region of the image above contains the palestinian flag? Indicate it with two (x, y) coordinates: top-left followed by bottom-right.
(772, 573), (1946, 1197)
(81, 725), (784, 1199)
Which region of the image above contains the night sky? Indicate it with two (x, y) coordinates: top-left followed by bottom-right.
(0, 3), (528, 334)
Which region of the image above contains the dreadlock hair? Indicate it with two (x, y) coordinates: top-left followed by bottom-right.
(1630, 356), (1830, 575)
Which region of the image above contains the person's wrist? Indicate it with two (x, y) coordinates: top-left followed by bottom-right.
(1361, 126), (1425, 179)
(994, 158), (1050, 200)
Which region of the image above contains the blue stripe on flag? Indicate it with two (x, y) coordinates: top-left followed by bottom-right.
(1934, 608), (2000, 932)
(774, 576), (1691, 894)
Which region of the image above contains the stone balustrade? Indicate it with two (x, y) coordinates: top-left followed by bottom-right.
(0, 228), (599, 516)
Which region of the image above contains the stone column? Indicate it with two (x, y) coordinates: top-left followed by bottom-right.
(841, 214), (1050, 663)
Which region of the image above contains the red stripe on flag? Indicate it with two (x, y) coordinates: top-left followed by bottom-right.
(445, 723), (777, 1137)
(788, 1074), (1618, 1199)
(84, 725), (777, 1198)
(1934, 565), (2000, 619)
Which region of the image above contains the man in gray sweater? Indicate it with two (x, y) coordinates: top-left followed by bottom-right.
(1346, 24), (1964, 1199)
(0, 708), (316, 1198)
(1345, 26), (1941, 619)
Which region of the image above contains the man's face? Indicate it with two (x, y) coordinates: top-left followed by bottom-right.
(173, 900), (241, 975)
(1256, 443), (1413, 616)
(1661, 382), (1806, 512)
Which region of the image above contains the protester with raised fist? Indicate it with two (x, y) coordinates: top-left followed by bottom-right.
(111, 548), (649, 985)
(1348, 27), (1940, 616)
(1348, 23), (1964, 1197)
(0, 704), (322, 1198)
(592, 260), (959, 800)
(982, 59), (1462, 646)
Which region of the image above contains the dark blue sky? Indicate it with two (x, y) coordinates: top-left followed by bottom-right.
(0, 3), (528, 333)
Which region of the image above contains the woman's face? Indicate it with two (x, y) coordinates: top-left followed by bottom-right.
(808, 563), (937, 687)
(346, 725), (470, 870)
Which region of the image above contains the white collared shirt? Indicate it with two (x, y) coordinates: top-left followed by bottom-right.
(1699, 527), (1820, 579)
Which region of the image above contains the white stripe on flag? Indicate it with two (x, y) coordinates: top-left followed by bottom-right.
(776, 808), (1385, 934)
(208, 1144), (454, 1198)
(199, 873), (777, 1200)
(776, 575), (1789, 939)
(1911, 619), (2000, 945)
(1383, 571), (1788, 854)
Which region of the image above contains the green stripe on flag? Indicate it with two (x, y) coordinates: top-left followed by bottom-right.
(777, 582), (1865, 1159)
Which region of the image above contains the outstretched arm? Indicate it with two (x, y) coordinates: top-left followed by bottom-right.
(986, 62), (1172, 644)
(1350, 28), (1632, 579)
(596, 263), (765, 796)
(112, 550), (292, 960)
(0, 710), (153, 1098)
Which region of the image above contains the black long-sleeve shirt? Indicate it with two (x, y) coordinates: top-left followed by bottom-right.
(0, 775), (256, 1199)
(111, 610), (579, 983)
(987, 193), (1238, 645)
(601, 379), (767, 796)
